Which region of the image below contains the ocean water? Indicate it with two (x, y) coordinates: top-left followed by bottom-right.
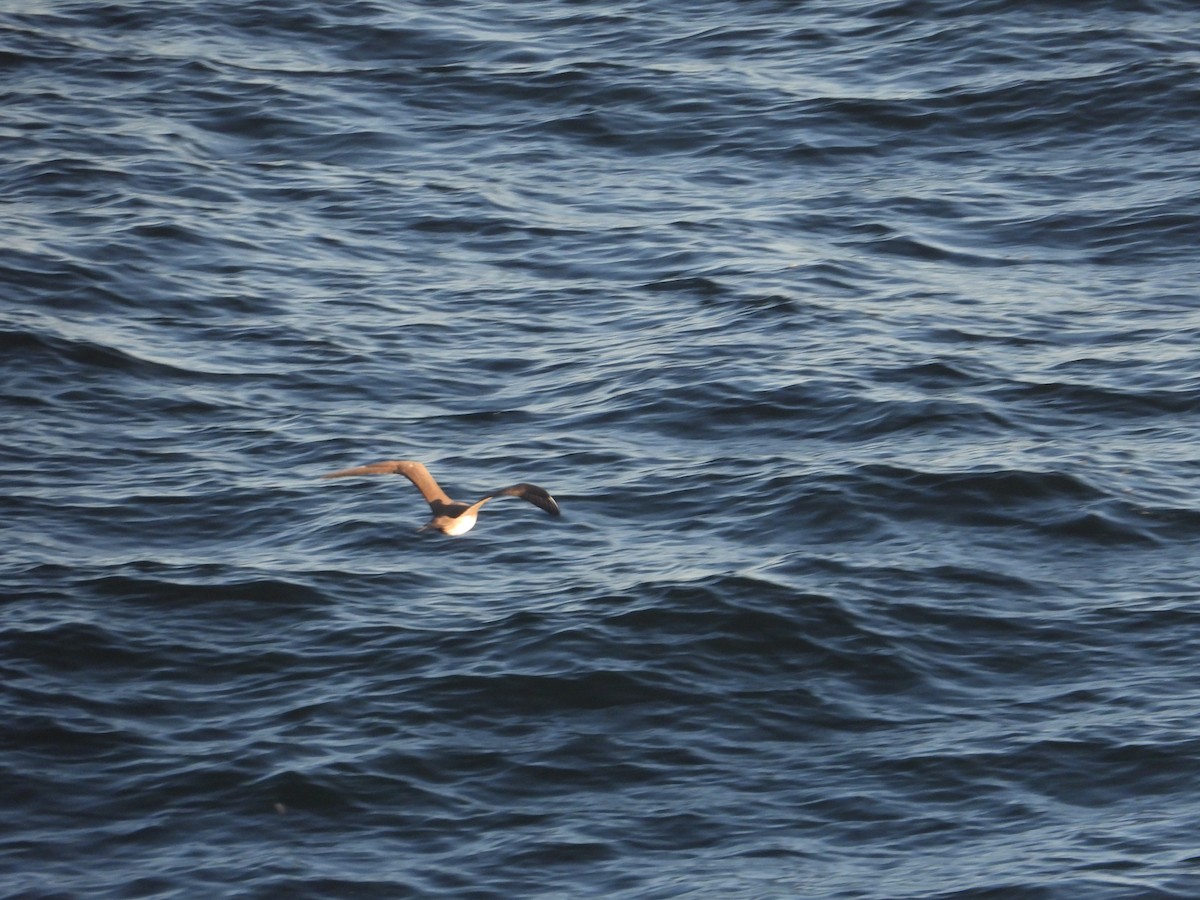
(3, 0), (1199, 896)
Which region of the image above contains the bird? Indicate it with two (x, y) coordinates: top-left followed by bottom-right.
(321, 459), (561, 536)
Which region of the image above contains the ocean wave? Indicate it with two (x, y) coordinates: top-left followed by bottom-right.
(5, 0), (1199, 896)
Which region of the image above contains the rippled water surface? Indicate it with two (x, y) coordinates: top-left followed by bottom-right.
(3, 1), (1200, 897)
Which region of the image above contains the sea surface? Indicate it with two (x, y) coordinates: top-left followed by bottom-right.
(3, 1), (1199, 897)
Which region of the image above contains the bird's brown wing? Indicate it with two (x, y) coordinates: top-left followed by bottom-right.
(485, 483), (561, 517)
(321, 459), (453, 506)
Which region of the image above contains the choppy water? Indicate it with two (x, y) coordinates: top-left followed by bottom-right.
(4, 1), (1200, 897)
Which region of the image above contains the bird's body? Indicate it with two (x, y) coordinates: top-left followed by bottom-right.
(321, 459), (560, 536)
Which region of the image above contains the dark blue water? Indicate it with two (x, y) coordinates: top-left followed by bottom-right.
(4, 1), (1200, 896)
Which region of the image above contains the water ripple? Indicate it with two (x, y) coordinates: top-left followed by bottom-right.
(3, 0), (1199, 897)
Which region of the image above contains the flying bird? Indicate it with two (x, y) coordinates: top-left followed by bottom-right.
(321, 459), (561, 536)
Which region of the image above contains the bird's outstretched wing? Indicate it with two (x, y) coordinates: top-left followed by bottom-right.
(321, 460), (453, 507)
(486, 483), (561, 517)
